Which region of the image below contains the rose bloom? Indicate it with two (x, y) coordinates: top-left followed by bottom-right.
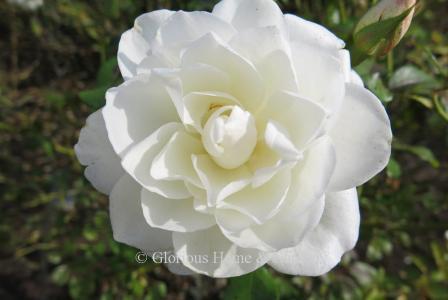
(75, 0), (392, 277)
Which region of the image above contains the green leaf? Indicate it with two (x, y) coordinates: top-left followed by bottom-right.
(393, 142), (440, 168)
(51, 264), (70, 285)
(367, 73), (393, 103)
(386, 158), (401, 178)
(97, 57), (118, 86)
(389, 65), (440, 90)
(79, 86), (108, 109)
(147, 282), (167, 300)
(351, 6), (415, 66)
(223, 268), (283, 300)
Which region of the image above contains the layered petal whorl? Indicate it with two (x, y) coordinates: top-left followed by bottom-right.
(75, 0), (392, 278)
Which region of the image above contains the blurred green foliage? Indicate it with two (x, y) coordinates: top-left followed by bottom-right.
(0, 0), (447, 299)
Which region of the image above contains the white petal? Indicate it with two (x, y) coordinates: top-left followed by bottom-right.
(155, 11), (236, 63)
(165, 253), (195, 275)
(182, 91), (240, 133)
(328, 83), (392, 191)
(269, 188), (360, 276)
(150, 130), (204, 187)
(121, 123), (190, 199)
(118, 10), (174, 79)
(337, 49), (364, 87)
(278, 136), (336, 216)
(102, 73), (179, 157)
(185, 182), (215, 215)
(75, 110), (124, 195)
(136, 54), (171, 75)
(216, 136), (335, 251)
(290, 42), (346, 114)
(110, 175), (172, 253)
(219, 168), (291, 224)
(216, 195), (324, 252)
(160, 11), (236, 45)
(191, 154), (252, 206)
(229, 26), (289, 62)
(257, 91), (327, 150)
(285, 14), (345, 50)
(256, 50), (299, 96)
(351, 71), (364, 87)
(141, 189), (215, 233)
(180, 63), (231, 95)
(246, 141), (284, 187)
(181, 33), (265, 113)
(264, 120), (302, 160)
(173, 226), (270, 277)
(212, 0), (285, 31)
(134, 10), (174, 41)
(229, 27), (298, 96)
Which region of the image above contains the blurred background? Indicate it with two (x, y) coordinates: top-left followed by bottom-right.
(0, 0), (447, 299)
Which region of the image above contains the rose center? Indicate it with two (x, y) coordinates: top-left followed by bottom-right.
(202, 105), (257, 169)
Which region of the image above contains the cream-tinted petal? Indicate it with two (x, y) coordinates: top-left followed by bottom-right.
(150, 130), (205, 187)
(192, 154), (252, 206)
(328, 83), (392, 191)
(212, 0), (285, 31)
(110, 175), (172, 253)
(181, 33), (265, 113)
(141, 189), (215, 232)
(173, 226), (270, 277)
(121, 123), (190, 199)
(75, 110), (124, 195)
(269, 188), (360, 276)
(102, 73), (179, 157)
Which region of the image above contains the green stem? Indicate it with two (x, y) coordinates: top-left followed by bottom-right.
(338, 0), (347, 23)
(387, 51), (394, 76)
(433, 95), (448, 122)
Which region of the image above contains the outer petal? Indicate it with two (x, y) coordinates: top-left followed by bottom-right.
(141, 189), (215, 233)
(278, 135), (336, 216)
(102, 73), (179, 157)
(110, 175), (172, 253)
(268, 188), (360, 276)
(165, 253), (196, 275)
(118, 10), (174, 79)
(121, 123), (190, 199)
(75, 110), (124, 195)
(328, 83), (392, 191)
(338, 49), (364, 87)
(290, 42), (346, 115)
(212, 0), (284, 31)
(285, 14), (345, 50)
(173, 226), (270, 277)
(216, 196), (324, 252)
(154, 11), (236, 63)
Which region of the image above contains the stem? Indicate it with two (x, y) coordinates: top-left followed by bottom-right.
(433, 95), (448, 122)
(387, 50), (394, 76)
(338, 0), (347, 23)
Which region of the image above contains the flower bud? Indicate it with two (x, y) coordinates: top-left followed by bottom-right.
(354, 0), (416, 56)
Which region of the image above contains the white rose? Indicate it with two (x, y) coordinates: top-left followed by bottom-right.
(75, 0), (392, 277)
